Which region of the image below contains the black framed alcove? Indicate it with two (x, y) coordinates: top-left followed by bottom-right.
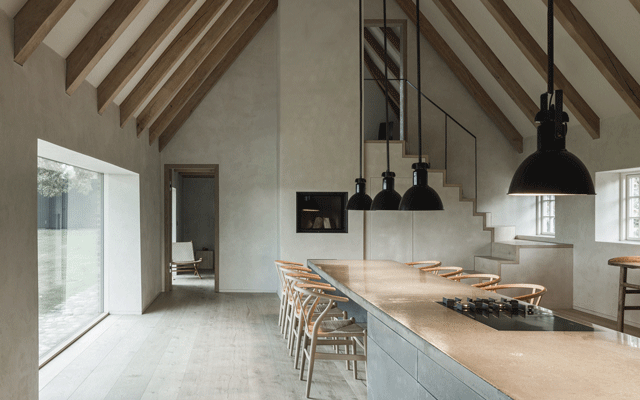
(296, 192), (348, 233)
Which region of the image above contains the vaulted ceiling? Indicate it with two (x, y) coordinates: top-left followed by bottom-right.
(1, 0), (638, 152)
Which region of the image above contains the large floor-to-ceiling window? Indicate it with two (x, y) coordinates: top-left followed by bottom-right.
(37, 157), (104, 361)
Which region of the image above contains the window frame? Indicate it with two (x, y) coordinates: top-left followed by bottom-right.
(624, 173), (640, 241)
(537, 195), (555, 237)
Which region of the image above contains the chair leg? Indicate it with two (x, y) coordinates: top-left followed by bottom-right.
(193, 265), (202, 279)
(345, 337), (350, 370)
(288, 315), (297, 353)
(352, 338), (358, 380)
(294, 321), (304, 369)
(305, 338), (317, 399)
(299, 334), (308, 380)
(278, 294), (284, 328)
(618, 267), (628, 332)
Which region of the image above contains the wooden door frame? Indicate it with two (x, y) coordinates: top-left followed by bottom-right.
(164, 164), (219, 292)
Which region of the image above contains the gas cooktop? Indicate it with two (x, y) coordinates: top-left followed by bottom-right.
(439, 297), (594, 332)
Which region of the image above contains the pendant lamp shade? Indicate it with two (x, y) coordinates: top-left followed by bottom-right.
(508, 120), (595, 196)
(347, 178), (373, 210)
(508, 0), (594, 196)
(371, 172), (402, 210)
(400, 163), (444, 210)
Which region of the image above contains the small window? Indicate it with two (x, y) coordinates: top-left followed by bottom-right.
(537, 195), (555, 236)
(626, 174), (640, 241)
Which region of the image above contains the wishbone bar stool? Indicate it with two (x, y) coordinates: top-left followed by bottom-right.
(294, 285), (366, 399)
(275, 261), (312, 329)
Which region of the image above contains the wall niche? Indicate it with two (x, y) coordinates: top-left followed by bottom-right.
(296, 192), (348, 233)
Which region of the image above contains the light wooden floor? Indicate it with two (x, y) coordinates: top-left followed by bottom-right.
(39, 272), (367, 400)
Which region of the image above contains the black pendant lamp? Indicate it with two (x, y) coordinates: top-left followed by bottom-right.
(399, 0), (443, 211)
(370, 0), (402, 211)
(347, 0), (373, 210)
(508, 0), (594, 196)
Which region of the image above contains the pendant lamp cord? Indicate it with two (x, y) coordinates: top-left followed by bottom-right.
(547, 0), (554, 99)
(416, 0), (422, 162)
(359, 0), (363, 179)
(383, 0), (390, 173)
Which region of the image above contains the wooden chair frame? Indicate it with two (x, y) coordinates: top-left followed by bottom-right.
(419, 265), (463, 278)
(406, 260), (442, 268)
(294, 285), (366, 398)
(484, 283), (547, 306)
(169, 242), (202, 279)
(275, 261), (311, 329)
(449, 273), (501, 288)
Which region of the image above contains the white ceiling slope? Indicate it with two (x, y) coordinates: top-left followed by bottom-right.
(0, 0), (639, 138)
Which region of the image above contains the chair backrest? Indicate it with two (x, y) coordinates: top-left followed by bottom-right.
(484, 284), (547, 306)
(406, 260), (442, 268)
(420, 266), (463, 277)
(449, 273), (501, 288)
(172, 241), (195, 262)
(293, 285), (348, 334)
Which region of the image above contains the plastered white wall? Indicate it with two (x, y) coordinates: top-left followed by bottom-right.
(0, 11), (162, 398)
(161, 16), (279, 293)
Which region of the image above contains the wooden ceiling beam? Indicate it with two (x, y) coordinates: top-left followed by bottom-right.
(544, 0), (640, 120)
(137, 0), (253, 135)
(630, 0), (640, 14)
(96, 0), (198, 114)
(432, 0), (538, 126)
(13, 0), (76, 65)
(66, 0), (149, 95)
(158, 0), (277, 151)
(394, 0), (523, 153)
(119, 0), (227, 129)
(481, 0), (600, 139)
(149, 0), (270, 144)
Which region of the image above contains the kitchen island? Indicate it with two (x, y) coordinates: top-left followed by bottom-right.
(308, 259), (640, 400)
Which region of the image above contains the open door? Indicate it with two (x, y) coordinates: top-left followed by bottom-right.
(164, 164), (219, 292)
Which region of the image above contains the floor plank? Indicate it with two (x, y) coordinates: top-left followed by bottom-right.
(555, 308), (640, 338)
(40, 272), (367, 400)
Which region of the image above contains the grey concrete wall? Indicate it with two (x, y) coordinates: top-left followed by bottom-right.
(519, 111), (640, 325)
(0, 10), (162, 399)
(181, 177), (216, 252)
(161, 15), (279, 292)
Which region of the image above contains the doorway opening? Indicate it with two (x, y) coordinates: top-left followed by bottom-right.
(164, 165), (219, 292)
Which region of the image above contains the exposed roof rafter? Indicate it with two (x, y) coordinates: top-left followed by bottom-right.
(137, 0), (254, 135)
(149, 0), (271, 145)
(119, 0), (227, 128)
(13, 0), (76, 65)
(394, 0), (523, 153)
(432, 0), (538, 127)
(158, 0), (278, 151)
(544, 0), (640, 120)
(66, 0), (149, 95)
(97, 0), (199, 114)
(480, 0), (600, 139)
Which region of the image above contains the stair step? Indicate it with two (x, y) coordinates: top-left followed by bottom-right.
(474, 255), (514, 275)
(492, 226), (515, 242)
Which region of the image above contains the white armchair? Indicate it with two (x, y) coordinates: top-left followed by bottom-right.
(169, 241), (202, 279)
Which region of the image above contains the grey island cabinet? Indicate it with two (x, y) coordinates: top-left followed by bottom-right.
(308, 260), (640, 400)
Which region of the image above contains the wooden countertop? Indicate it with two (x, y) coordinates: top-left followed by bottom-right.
(308, 259), (640, 400)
